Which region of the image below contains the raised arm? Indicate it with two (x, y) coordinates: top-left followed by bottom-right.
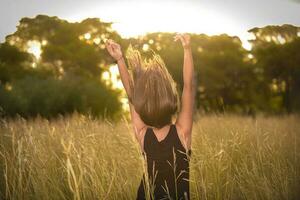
(105, 40), (146, 145)
(174, 34), (195, 150)
(105, 40), (133, 99)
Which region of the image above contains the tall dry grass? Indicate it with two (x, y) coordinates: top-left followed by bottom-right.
(0, 114), (299, 200)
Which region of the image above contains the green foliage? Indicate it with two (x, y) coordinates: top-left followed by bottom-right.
(249, 25), (300, 113)
(0, 75), (121, 119)
(0, 43), (32, 84)
(0, 15), (300, 118)
(0, 15), (123, 119)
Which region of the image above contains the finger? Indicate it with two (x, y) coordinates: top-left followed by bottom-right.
(107, 39), (114, 45)
(105, 42), (110, 50)
(112, 40), (120, 47)
(110, 40), (118, 46)
(175, 33), (184, 40)
(111, 42), (120, 49)
(174, 35), (180, 41)
(105, 42), (112, 50)
(106, 45), (114, 53)
(106, 47), (112, 54)
(177, 34), (185, 44)
(183, 33), (190, 40)
(110, 43), (117, 51)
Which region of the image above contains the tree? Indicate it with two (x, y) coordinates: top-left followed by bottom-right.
(249, 24), (300, 113)
(0, 43), (31, 84)
(0, 15), (123, 118)
(6, 15), (122, 78)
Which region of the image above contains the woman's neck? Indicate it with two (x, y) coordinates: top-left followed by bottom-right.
(151, 123), (172, 131)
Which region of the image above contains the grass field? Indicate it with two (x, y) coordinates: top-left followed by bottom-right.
(0, 114), (299, 200)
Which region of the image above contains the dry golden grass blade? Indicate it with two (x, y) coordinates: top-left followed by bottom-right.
(0, 114), (299, 199)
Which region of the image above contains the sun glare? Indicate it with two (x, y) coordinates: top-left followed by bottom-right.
(101, 65), (123, 90)
(66, 1), (252, 49)
(110, 4), (236, 37)
(101, 64), (128, 110)
(27, 40), (42, 59)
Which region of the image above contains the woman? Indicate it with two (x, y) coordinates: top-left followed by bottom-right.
(106, 33), (195, 199)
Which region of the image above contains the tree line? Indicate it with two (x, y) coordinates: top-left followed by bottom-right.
(0, 15), (299, 119)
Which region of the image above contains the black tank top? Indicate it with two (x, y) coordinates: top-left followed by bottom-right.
(137, 124), (191, 200)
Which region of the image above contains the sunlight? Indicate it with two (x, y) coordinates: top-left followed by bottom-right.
(93, 37), (101, 45)
(240, 32), (254, 51)
(84, 33), (91, 40)
(142, 44), (149, 52)
(120, 97), (129, 111)
(5, 83), (12, 91)
(41, 40), (48, 46)
(101, 64), (128, 111)
(101, 65), (123, 90)
(27, 40), (42, 59)
(66, 1), (252, 50)
(109, 65), (123, 90)
(277, 35), (286, 44)
(109, 2), (243, 39)
(102, 71), (110, 81)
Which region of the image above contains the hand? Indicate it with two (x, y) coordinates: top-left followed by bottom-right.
(174, 33), (191, 49)
(105, 39), (123, 61)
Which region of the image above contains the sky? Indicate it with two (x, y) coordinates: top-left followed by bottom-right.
(0, 0), (300, 49)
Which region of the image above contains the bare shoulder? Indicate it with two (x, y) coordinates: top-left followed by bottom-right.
(174, 123), (192, 151)
(135, 125), (148, 150)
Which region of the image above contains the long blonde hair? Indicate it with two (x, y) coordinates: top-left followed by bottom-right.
(126, 45), (179, 128)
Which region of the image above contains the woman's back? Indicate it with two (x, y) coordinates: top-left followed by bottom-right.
(137, 124), (191, 200)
